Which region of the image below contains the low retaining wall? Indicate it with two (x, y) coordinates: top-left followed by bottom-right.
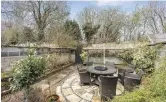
(1, 54), (75, 73)
(1, 56), (27, 72)
(1, 62), (74, 97)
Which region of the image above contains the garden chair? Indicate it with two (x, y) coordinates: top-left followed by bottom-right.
(99, 75), (118, 101)
(84, 61), (93, 66)
(124, 73), (141, 91)
(137, 69), (145, 78)
(77, 66), (91, 85)
(118, 68), (135, 85)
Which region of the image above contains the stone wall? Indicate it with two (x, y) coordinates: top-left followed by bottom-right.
(1, 54), (75, 73)
(1, 56), (27, 72)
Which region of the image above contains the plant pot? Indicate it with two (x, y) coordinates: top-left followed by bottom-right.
(45, 94), (60, 102)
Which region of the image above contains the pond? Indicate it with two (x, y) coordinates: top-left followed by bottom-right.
(87, 56), (125, 65)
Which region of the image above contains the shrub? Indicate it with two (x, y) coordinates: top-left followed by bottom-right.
(45, 53), (70, 71)
(10, 49), (46, 102)
(80, 51), (88, 62)
(132, 46), (157, 73)
(117, 50), (133, 63)
(28, 87), (46, 102)
(45, 54), (59, 70)
(117, 45), (160, 73)
(2, 27), (19, 45)
(1, 72), (12, 91)
(112, 56), (166, 102)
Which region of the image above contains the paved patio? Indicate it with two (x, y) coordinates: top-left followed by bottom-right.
(2, 65), (124, 102)
(56, 73), (124, 102)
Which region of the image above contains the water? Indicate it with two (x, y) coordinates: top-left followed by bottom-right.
(88, 56), (124, 65)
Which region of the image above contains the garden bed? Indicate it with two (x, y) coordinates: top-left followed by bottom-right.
(1, 62), (74, 97)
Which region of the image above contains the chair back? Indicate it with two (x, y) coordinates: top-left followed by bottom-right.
(125, 68), (135, 73)
(99, 76), (118, 99)
(77, 68), (91, 84)
(77, 65), (86, 72)
(85, 62), (93, 66)
(137, 69), (145, 78)
(118, 68), (126, 74)
(124, 73), (141, 91)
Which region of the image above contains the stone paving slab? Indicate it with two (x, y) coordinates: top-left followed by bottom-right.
(66, 94), (81, 102)
(2, 65), (124, 102)
(62, 88), (73, 96)
(80, 100), (90, 102)
(2, 65), (77, 102)
(81, 93), (93, 101)
(57, 72), (124, 102)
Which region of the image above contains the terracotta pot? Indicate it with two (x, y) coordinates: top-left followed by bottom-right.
(45, 94), (60, 102)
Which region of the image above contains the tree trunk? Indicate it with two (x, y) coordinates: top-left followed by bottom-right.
(24, 88), (30, 102)
(38, 28), (45, 41)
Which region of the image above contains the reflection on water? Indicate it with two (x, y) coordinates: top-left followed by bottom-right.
(88, 57), (131, 69)
(88, 57), (124, 65)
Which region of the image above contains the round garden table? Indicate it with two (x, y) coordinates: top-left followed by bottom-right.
(86, 65), (117, 85)
(86, 65), (117, 75)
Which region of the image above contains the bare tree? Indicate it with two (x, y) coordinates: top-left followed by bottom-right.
(2, 1), (69, 42)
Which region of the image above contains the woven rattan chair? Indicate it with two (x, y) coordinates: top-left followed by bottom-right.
(77, 66), (91, 85)
(137, 69), (145, 78)
(118, 68), (135, 85)
(84, 61), (93, 66)
(124, 73), (141, 91)
(99, 75), (118, 101)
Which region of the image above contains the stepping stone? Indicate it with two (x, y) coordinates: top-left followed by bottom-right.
(56, 86), (61, 94)
(62, 82), (70, 88)
(72, 85), (82, 90)
(72, 80), (80, 86)
(58, 74), (67, 78)
(74, 89), (86, 96)
(65, 78), (74, 85)
(80, 99), (90, 102)
(81, 86), (90, 89)
(81, 93), (93, 101)
(86, 88), (95, 93)
(51, 79), (61, 85)
(62, 88), (73, 96)
(66, 94), (81, 102)
(70, 75), (77, 79)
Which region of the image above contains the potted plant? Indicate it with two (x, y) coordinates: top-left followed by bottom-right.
(80, 50), (88, 65)
(45, 81), (60, 102)
(10, 49), (46, 102)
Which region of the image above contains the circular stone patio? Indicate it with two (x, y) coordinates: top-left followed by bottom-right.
(56, 73), (124, 102)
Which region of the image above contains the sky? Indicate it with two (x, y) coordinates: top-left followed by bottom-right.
(68, 1), (150, 20)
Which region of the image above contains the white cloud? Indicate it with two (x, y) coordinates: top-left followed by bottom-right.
(97, 0), (122, 6)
